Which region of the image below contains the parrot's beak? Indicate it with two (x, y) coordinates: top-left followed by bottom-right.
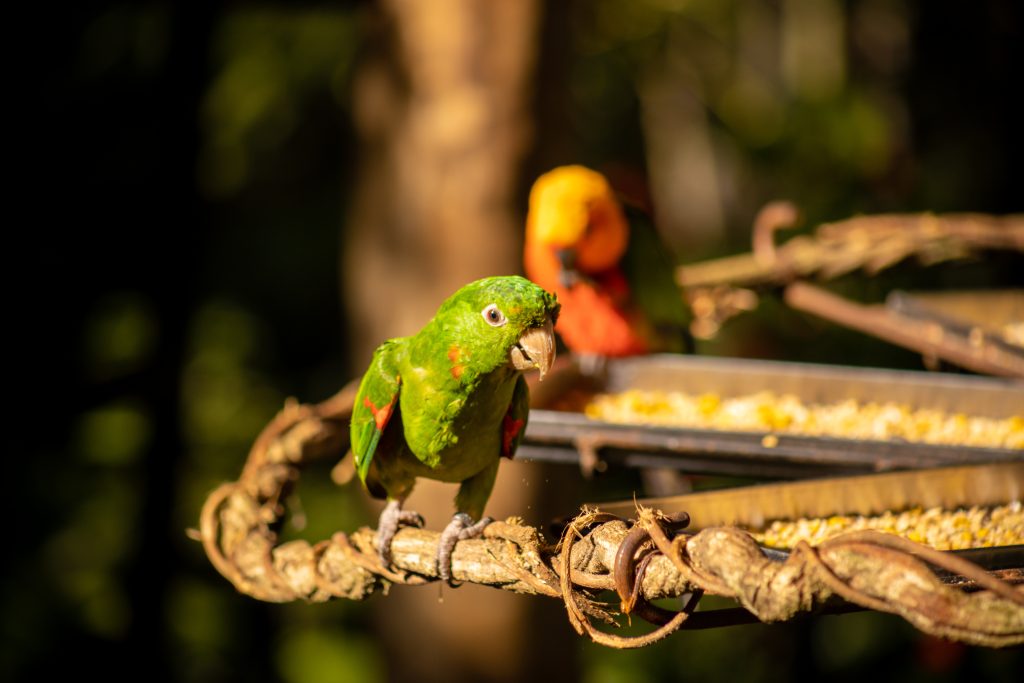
(556, 248), (581, 290)
(511, 317), (556, 380)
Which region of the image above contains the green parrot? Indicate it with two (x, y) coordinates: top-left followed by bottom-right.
(350, 275), (559, 582)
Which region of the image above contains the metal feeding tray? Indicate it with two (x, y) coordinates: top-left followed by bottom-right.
(596, 462), (1024, 577)
(598, 462), (1023, 530)
(519, 355), (1023, 479)
(595, 464), (1023, 631)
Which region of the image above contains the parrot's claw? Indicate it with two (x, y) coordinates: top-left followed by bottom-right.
(398, 510), (426, 527)
(437, 513), (493, 586)
(376, 500), (424, 566)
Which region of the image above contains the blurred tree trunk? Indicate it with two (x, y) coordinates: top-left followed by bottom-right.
(344, 0), (537, 367)
(342, 2), (575, 682)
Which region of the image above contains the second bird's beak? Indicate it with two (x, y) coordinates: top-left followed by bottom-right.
(556, 248), (581, 290)
(510, 317), (556, 380)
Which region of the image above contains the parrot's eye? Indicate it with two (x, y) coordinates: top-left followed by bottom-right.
(482, 304), (507, 327)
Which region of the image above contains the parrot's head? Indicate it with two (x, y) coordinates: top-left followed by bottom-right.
(526, 165), (629, 281)
(435, 276), (560, 380)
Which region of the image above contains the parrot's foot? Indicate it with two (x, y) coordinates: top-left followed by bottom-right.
(376, 500), (425, 566)
(437, 513), (493, 585)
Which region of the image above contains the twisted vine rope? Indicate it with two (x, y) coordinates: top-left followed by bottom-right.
(197, 386), (1024, 648)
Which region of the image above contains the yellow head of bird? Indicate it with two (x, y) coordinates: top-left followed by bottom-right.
(527, 165), (628, 272)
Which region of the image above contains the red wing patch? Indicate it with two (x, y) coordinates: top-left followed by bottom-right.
(448, 344), (465, 380)
(363, 393), (397, 431)
(501, 414), (525, 459)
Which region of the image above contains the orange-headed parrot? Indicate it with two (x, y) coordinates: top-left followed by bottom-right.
(524, 165), (690, 362)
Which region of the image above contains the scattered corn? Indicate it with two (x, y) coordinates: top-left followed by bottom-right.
(752, 501), (1024, 550)
(584, 390), (1023, 449)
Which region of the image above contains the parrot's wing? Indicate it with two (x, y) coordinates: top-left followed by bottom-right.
(500, 374), (530, 459)
(351, 340), (402, 485)
(621, 203), (692, 351)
